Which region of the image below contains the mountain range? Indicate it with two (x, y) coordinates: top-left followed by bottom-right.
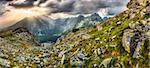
(0, 13), (107, 43)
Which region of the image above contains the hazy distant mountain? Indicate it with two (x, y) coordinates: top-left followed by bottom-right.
(2, 13), (105, 43)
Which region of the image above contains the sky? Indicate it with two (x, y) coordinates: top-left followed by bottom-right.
(0, 0), (130, 26)
(1, 0), (130, 15)
(0, 0), (130, 31)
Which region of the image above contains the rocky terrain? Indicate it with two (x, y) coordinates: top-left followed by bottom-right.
(0, 0), (149, 67)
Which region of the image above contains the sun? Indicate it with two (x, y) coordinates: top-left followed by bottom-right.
(0, 6), (50, 30)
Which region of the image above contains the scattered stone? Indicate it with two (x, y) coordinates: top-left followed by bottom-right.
(96, 25), (103, 31)
(77, 52), (85, 60)
(117, 22), (122, 25)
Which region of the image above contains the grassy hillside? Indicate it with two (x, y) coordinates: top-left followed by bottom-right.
(51, 0), (150, 67)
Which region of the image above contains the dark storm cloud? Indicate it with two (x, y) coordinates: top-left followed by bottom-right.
(7, 0), (129, 14)
(38, 0), (129, 14)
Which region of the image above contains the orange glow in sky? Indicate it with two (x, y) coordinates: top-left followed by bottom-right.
(0, 6), (50, 30)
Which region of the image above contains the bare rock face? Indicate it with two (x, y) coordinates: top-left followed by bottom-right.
(122, 19), (150, 58)
(121, 0), (150, 59)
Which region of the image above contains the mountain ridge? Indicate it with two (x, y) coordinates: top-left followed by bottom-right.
(0, 13), (105, 43)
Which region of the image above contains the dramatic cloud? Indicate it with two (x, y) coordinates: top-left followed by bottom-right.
(4, 0), (129, 15)
(38, 0), (129, 14)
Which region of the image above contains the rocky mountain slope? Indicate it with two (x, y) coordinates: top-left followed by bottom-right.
(0, 0), (149, 67)
(51, 0), (150, 67)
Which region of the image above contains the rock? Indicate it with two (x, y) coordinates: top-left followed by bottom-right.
(132, 42), (142, 58)
(96, 25), (103, 31)
(61, 55), (65, 64)
(117, 22), (122, 25)
(122, 21), (150, 57)
(0, 52), (8, 59)
(100, 57), (116, 68)
(0, 58), (10, 67)
(58, 51), (66, 57)
(86, 13), (103, 22)
(103, 17), (108, 21)
(95, 38), (100, 41)
(130, 14), (136, 18)
(129, 23), (136, 29)
(108, 26), (114, 32)
(77, 52), (85, 60)
(122, 29), (139, 55)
